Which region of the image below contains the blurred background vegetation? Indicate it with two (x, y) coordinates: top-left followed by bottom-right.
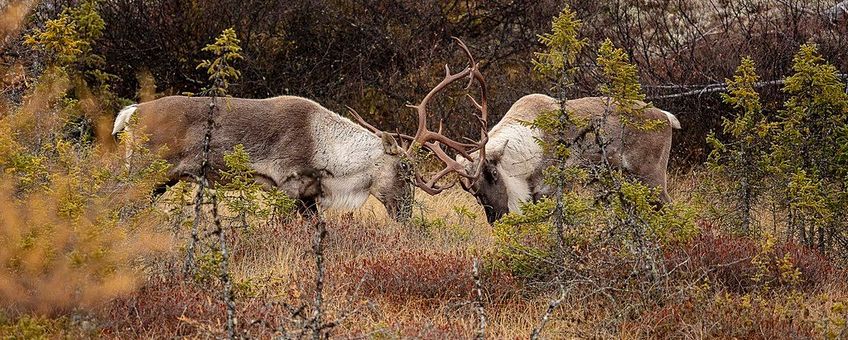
(3, 0), (846, 165)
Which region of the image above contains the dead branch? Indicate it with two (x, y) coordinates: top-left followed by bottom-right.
(647, 74), (848, 100)
(530, 282), (566, 340)
(472, 257), (486, 340)
(310, 215), (328, 340)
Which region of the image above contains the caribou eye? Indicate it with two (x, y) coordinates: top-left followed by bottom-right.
(399, 162), (411, 172)
(485, 166), (498, 183)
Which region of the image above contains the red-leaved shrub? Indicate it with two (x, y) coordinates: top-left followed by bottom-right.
(665, 225), (838, 292)
(630, 293), (818, 339)
(334, 250), (519, 303)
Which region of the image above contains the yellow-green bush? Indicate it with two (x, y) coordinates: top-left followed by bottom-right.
(1, 1), (172, 315)
(709, 44), (848, 257)
(0, 81), (171, 313)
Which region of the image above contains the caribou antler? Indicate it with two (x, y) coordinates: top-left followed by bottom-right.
(408, 37), (488, 195)
(347, 37), (488, 195)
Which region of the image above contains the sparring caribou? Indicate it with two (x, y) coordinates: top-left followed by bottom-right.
(112, 38), (488, 221)
(458, 94), (681, 224)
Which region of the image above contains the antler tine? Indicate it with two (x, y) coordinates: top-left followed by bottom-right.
(414, 170), (455, 195)
(452, 36), (477, 90)
(452, 37), (475, 69)
(466, 93), (482, 111)
(408, 67), (473, 148)
(410, 37), (490, 195)
(349, 106), (420, 145)
(469, 65), (489, 182)
(347, 106), (384, 136)
(449, 39), (488, 162)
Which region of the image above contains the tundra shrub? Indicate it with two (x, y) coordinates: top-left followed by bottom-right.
(708, 44), (848, 258)
(490, 199), (557, 282)
(707, 57), (772, 235)
(25, 0), (104, 69)
(336, 250), (519, 302)
(0, 0), (171, 315)
(769, 44), (848, 255)
(0, 96), (170, 315)
(24, 0), (120, 144)
(216, 143), (297, 234)
(491, 16), (697, 286)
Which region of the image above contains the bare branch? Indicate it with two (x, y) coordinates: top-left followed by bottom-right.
(310, 215), (328, 340)
(472, 257), (486, 340)
(647, 74), (848, 100)
(530, 283), (566, 340)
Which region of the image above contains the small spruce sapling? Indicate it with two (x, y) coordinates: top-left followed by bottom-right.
(25, 0), (105, 69)
(530, 4), (589, 268)
(25, 0), (122, 142)
(219, 144), (269, 232)
(594, 39), (696, 277)
(769, 44), (848, 253)
(707, 57), (772, 235)
(185, 27), (243, 339)
(490, 6), (594, 284)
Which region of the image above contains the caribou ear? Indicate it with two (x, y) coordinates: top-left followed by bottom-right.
(381, 133), (402, 155)
(488, 140), (509, 162)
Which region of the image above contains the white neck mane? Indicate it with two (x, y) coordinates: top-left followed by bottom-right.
(487, 95), (549, 212)
(309, 107), (384, 210)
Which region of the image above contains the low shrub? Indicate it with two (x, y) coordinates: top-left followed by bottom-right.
(665, 225), (839, 293)
(334, 250), (519, 303)
(100, 276), (298, 338)
(630, 289), (848, 339)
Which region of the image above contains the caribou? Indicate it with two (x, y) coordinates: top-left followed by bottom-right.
(112, 38), (488, 221)
(458, 94), (681, 224)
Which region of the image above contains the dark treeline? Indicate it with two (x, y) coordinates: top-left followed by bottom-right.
(5, 0), (847, 165)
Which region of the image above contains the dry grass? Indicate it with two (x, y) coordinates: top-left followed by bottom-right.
(1, 173), (845, 338)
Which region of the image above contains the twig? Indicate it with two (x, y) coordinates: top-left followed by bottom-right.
(183, 95), (219, 276)
(310, 215), (328, 340)
(212, 178), (237, 339)
(197, 96), (238, 338)
(530, 282), (566, 340)
(201, 99), (238, 339)
(185, 181), (203, 274)
(472, 257), (486, 340)
(647, 74), (848, 100)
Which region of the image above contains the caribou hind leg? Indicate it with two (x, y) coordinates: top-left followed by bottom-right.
(278, 167), (325, 219)
(297, 197), (319, 217)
